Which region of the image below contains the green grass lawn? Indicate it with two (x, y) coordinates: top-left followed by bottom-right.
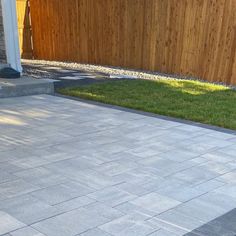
(58, 79), (236, 130)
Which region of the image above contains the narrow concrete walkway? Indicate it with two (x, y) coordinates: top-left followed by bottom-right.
(22, 62), (137, 90)
(0, 95), (236, 236)
(0, 77), (54, 98)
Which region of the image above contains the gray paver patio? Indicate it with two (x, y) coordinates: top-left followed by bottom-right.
(0, 94), (236, 236)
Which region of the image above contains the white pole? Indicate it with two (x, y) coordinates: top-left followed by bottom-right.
(1, 0), (22, 73)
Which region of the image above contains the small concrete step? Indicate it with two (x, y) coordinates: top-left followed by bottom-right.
(0, 77), (55, 98)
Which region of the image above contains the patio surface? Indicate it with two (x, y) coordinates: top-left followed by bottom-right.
(0, 95), (236, 236)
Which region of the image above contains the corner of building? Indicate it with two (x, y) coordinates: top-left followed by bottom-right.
(0, 0), (22, 78)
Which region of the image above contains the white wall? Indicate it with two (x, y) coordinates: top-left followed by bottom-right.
(1, 0), (22, 72)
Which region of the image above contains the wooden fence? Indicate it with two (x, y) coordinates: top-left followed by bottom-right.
(17, 0), (236, 85)
(16, 0), (33, 59)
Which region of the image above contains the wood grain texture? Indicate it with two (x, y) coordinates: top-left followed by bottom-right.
(16, 0), (33, 59)
(18, 0), (236, 85)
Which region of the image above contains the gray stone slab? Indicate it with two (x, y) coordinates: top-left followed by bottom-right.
(156, 185), (206, 202)
(147, 217), (189, 235)
(114, 202), (157, 217)
(83, 202), (124, 220)
(0, 161), (27, 173)
(8, 156), (51, 169)
(148, 229), (182, 236)
(59, 168), (122, 190)
(0, 211), (25, 235)
(0, 149), (30, 163)
(158, 149), (200, 162)
(116, 181), (152, 196)
(174, 198), (229, 223)
(14, 167), (68, 188)
(112, 167), (164, 185)
(88, 186), (137, 207)
(79, 228), (112, 236)
(115, 223), (155, 236)
(156, 209), (205, 231)
(193, 179), (225, 192)
(131, 193), (181, 214)
(171, 165), (219, 185)
(99, 213), (154, 236)
(32, 207), (111, 236)
(201, 152), (236, 163)
(10, 226), (46, 236)
(178, 141), (218, 155)
(140, 177), (190, 194)
(213, 184), (236, 199)
(138, 157), (200, 177)
(198, 161), (236, 175)
(0, 171), (17, 184)
(99, 215), (136, 235)
(92, 159), (138, 176)
(216, 171), (236, 184)
(55, 196), (95, 212)
(31, 181), (94, 205)
(0, 194), (63, 225)
(125, 146), (165, 158)
(215, 146), (236, 157)
(198, 192), (236, 212)
(36, 148), (78, 162)
(0, 179), (39, 200)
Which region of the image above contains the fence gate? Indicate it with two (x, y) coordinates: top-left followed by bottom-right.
(16, 0), (33, 59)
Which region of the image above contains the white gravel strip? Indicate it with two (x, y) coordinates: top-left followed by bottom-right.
(22, 59), (188, 80)
(22, 59), (232, 88)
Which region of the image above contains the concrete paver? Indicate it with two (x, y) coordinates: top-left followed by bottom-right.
(0, 95), (236, 235)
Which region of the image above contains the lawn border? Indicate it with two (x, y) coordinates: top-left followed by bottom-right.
(55, 93), (236, 136)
